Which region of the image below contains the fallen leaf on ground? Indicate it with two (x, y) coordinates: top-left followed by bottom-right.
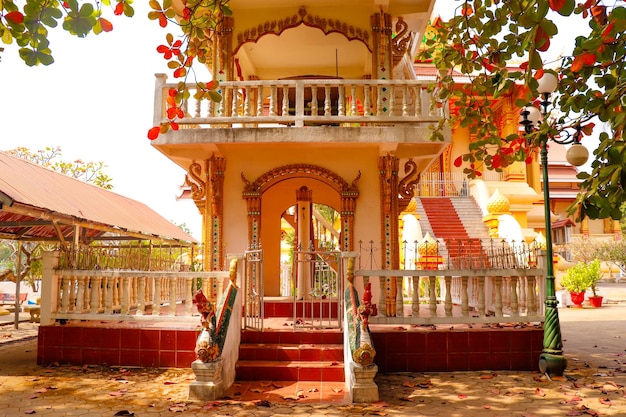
(599, 397), (614, 406)
(457, 394), (468, 399)
(253, 399), (270, 407)
(308, 387), (319, 392)
(163, 381), (177, 385)
(483, 404), (492, 409)
(113, 411), (135, 416)
(535, 388), (546, 397)
(24, 410), (35, 415)
(332, 387), (343, 393)
(169, 403), (188, 412)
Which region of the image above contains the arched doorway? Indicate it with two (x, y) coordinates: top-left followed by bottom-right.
(280, 199), (342, 297)
(242, 164), (359, 297)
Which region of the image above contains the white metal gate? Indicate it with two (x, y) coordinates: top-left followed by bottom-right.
(243, 248), (264, 330)
(293, 249), (343, 329)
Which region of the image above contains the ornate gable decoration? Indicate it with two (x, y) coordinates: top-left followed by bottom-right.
(242, 164), (360, 196)
(235, 6), (371, 52)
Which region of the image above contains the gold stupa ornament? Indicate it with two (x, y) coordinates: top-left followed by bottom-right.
(417, 232), (438, 257)
(486, 188), (511, 215)
(405, 197), (417, 214)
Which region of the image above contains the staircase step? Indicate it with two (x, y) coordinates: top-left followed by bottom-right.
(239, 343), (344, 362)
(235, 360), (345, 381)
(238, 328), (345, 382)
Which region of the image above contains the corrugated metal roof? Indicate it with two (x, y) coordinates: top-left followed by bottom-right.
(0, 151), (196, 244)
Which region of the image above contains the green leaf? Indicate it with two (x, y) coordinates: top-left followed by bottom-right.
(79, 3), (95, 17)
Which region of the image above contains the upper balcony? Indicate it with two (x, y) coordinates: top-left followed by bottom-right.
(151, 75), (450, 171)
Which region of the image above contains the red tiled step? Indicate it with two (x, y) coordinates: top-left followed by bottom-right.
(237, 329), (345, 382)
(239, 343), (343, 362)
(235, 359), (345, 382)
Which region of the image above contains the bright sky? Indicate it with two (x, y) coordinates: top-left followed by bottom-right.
(0, 3), (204, 239)
(0, 2), (594, 242)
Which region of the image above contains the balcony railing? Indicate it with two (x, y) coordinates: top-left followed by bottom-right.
(154, 75), (446, 128)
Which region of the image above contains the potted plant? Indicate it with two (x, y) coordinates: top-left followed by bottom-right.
(559, 262), (594, 308)
(586, 259), (604, 308)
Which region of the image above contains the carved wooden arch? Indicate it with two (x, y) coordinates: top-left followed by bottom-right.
(241, 164), (360, 251)
(234, 6), (372, 55)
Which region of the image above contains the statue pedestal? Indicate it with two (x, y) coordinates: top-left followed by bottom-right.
(350, 362), (379, 403)
(188, 359), (224, 401)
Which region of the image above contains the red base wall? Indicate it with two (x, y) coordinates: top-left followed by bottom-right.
(37, 324), (544, 372)
(37, 325), (199, 368)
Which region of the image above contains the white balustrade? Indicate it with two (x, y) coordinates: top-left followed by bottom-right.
(154, 76), (444, 128)
(355, 269), (545, 326)
(49, 270), (234, 322)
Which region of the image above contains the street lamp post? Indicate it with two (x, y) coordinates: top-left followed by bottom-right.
(520, 72), (589, 377)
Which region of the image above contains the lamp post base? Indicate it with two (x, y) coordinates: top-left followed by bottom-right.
(539, 352), (567, 377)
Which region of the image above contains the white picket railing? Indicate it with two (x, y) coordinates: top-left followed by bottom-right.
(49, 270), (234, 322)
(345, 243), (547, 326)
(355, 269), (545, 326)
(154, 75), (446, 128)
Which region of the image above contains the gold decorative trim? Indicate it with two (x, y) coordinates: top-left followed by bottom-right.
(353, 343), (376, 367)
(243, 163), (359, 194)
(234, 6), (371, 53)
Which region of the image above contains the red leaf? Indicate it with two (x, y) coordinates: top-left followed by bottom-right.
(454, 155), (463, 167)
(5, 11), (24, 24)
(166, 107), (179, 119)
(548, 0), (568, 11)
(519, 61), (529, 70)
(158, 14), (167, 28)
(114, 2), (124, 16)
(582, 52), (596, 65)
(571, 55), (584, 73)
(491, 154), (502, 169)
(99, 18), (113, 32)
(183, 7), (192, 19)
(168, 88), (177, 97)
(147, 126), (161, 140)
(534, 26), (551, 52)
(458, 393), (468, 399)
(170, 121), (179, 131)
(581, 123), (595, 136)
(461, 4), (473, 16)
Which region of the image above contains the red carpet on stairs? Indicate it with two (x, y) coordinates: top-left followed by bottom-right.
(419, 197), (488, 267)
(419, 197), (469, 239)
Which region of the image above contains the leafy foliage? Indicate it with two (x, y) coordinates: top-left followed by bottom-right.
(146, 0), (227, 139)
(421, 0), (625, 221)
(1, 0), (133, 66)
(7, 146), (113, 189)
(560, 259), (602, 294)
